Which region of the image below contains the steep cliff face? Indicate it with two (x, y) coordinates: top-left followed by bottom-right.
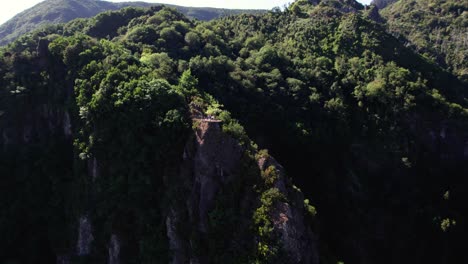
(0, 38), (72, 149)
(190, 120), (243, 233)
(0, 43), (77, 262)
(50, 117), (318, 264)
(0, 100), (76, 262)
(2, 2), (467, 263)
(165, 119), (318, 264)
(2, 23), (317, 262)
(0, 99), (317, 264)
(258, 156), (318, 264)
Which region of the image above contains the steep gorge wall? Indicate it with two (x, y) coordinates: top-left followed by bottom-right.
(0, 78), (319, 263)
(0, 42), (78, 262)
(165, 120), (318, 264)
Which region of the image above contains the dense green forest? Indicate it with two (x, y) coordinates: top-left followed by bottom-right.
(0, 0), (265, 46)
(0, 0), (467, 263)
(381, 0), (467, 82)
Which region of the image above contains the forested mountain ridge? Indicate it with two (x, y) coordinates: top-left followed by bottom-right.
(0, 0), (265, 46)
(379, 0), (468, 82)
(0, 0), (467, 263)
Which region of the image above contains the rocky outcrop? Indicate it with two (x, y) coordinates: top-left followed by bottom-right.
(166, 119), (318, 263)
(0, 104), (72, 148)
(166, 208), (188, 264)
(0, 94), (317, 263)
(408, 116), (468, 162)
(88, 157), (99, 180)
(37, 38), (50, 68)
(63, 110), (72, 137)
(190, 121), (243, 232)
(77, 216), (94, 256)
(258, 156), (319, 264)
(108, 234), (120, 264)
(166, 119), (244, 263)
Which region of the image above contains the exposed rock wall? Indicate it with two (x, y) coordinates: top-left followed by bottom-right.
(191, 121), (243, 232)
(0, 91), (318, 263)
(166, 120), (244, 263)
(166, 120), (319, 263)
(0, 104), (73, 148)
(259, 156), (319, 264)
(108, 234), (121, 264)
(77, 216), (94, 256)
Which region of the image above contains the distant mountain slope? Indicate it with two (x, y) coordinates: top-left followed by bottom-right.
(380, 0), (467, 81)
(371, 0), (398, 9)
(0, 0), (265, 46)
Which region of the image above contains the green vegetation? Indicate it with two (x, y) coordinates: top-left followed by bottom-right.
(0, 0), (467, 263)
(0, 0), (266, 46)
(381, 0), (468, 81)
